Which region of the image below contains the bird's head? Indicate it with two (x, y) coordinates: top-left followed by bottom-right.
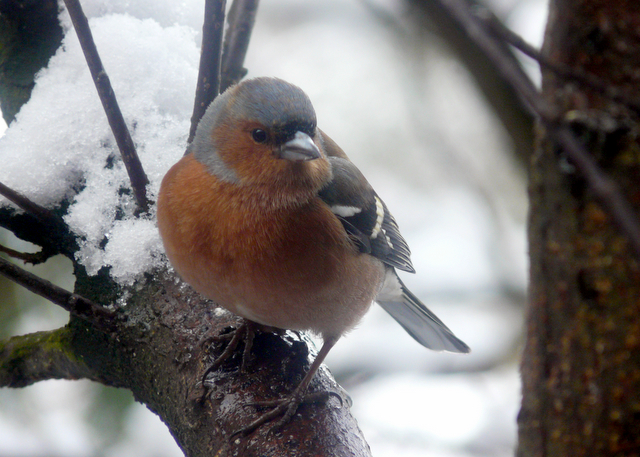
(191, 77), (332, 198)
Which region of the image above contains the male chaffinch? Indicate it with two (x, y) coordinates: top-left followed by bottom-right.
(157, 76), (469, 432)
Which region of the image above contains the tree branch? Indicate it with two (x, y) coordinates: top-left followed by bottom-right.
(0, 180), (65, 230)
(0, 181), (77, 258)
(433, 0), (640, 261)
(188, 0), (227, 144)
(0, 256), (116, 330)
(220, 0), (260, 92)
(67, 270), (372, 456)
(62, 0), (150, 214)
(0, 209), (58, 259)
(0, 328), (93, 387)
(434, 0), (540, 112)
(0, 244), (49, 264)
(408, 0), (535, 166)
(479, 8), (640, 115)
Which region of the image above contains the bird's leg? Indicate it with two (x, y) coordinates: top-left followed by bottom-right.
(201, 320), (258, 390)
(233, 336), (339, 437)
(239, 322), (256, 373)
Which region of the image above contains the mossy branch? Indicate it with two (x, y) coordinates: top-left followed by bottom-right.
(0, 327), (93, 387)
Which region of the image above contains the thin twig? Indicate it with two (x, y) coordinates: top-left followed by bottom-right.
(0, 181), (63, 228)
(0, 181), (73, 258)
(220, 0), (260, 92)
(63, 0), (149, 214)
(554, 126), (640, 256)
(0, 244), (49, 264)
(437, 0), (541, 115)
(408, 0), (535, 165)
(188, 0), (227, 144)
(0, 256), (116, 330)
(478, 8), (640, 115)
(435, 0), (640, 260)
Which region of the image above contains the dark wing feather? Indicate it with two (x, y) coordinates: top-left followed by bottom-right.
(317, 154), (415, 273)
(376, 198), (414, 273)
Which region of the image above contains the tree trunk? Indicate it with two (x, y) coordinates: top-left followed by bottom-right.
(0, 0), (63, 124)
(518, 1), (640, 455)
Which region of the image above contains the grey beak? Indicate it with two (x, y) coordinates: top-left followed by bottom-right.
(278, 131), (321, 162)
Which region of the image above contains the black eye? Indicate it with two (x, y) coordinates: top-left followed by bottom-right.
(251, 129), (268, 143)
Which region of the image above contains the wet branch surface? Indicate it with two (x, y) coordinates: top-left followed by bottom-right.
(1, 270), (371, 456)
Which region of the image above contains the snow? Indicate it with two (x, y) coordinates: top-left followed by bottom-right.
(0, 13), (198, 284)
(0, 0), (546, 455)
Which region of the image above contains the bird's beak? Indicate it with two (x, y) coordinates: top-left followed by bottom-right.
(277, 131), (321, 162)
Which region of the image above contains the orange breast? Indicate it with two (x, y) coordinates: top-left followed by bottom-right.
(157, 154), (385, 339)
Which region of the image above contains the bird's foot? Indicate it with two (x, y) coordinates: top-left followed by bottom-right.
(232, 389), (341, 439)
(199, 321), (257, 401)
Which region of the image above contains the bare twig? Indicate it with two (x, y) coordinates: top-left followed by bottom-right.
(0, 256), (116, 330)
(0, 181), (74, 258)
(0, 181), (63, 228)
(435, 0), (640, 260)
(188, 0), (227, 144)
(478, 8), (640, 115)
(63, 0), (150, 214)
(554, 126), (640, 256)
(0, 328), (94, 388)
(436, 0), (540, 114)
(408, 0), (535, 165)
(0, 244), (49, 264)
(220, 0), (260, 92)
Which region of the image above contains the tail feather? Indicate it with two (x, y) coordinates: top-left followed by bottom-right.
(376, 270), (470, 354)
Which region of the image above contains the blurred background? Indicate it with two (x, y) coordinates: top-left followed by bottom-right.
(0, 0), (547, 455)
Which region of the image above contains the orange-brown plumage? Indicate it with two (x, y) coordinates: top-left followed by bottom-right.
(157, 151), (383, 338)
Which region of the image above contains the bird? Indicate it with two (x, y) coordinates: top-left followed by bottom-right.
(157, 76), (469, 433)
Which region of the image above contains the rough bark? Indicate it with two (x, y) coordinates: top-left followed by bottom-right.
(0, 0), (63, 124)
(2, 266), (372, 456)
(518, 1), (640, 455)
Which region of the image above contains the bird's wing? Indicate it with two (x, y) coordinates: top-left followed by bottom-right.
(317, 131), (468, 353)
(317, 154), (415, 273)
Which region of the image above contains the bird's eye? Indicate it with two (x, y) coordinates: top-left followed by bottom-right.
(251, 129), (268, 143)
